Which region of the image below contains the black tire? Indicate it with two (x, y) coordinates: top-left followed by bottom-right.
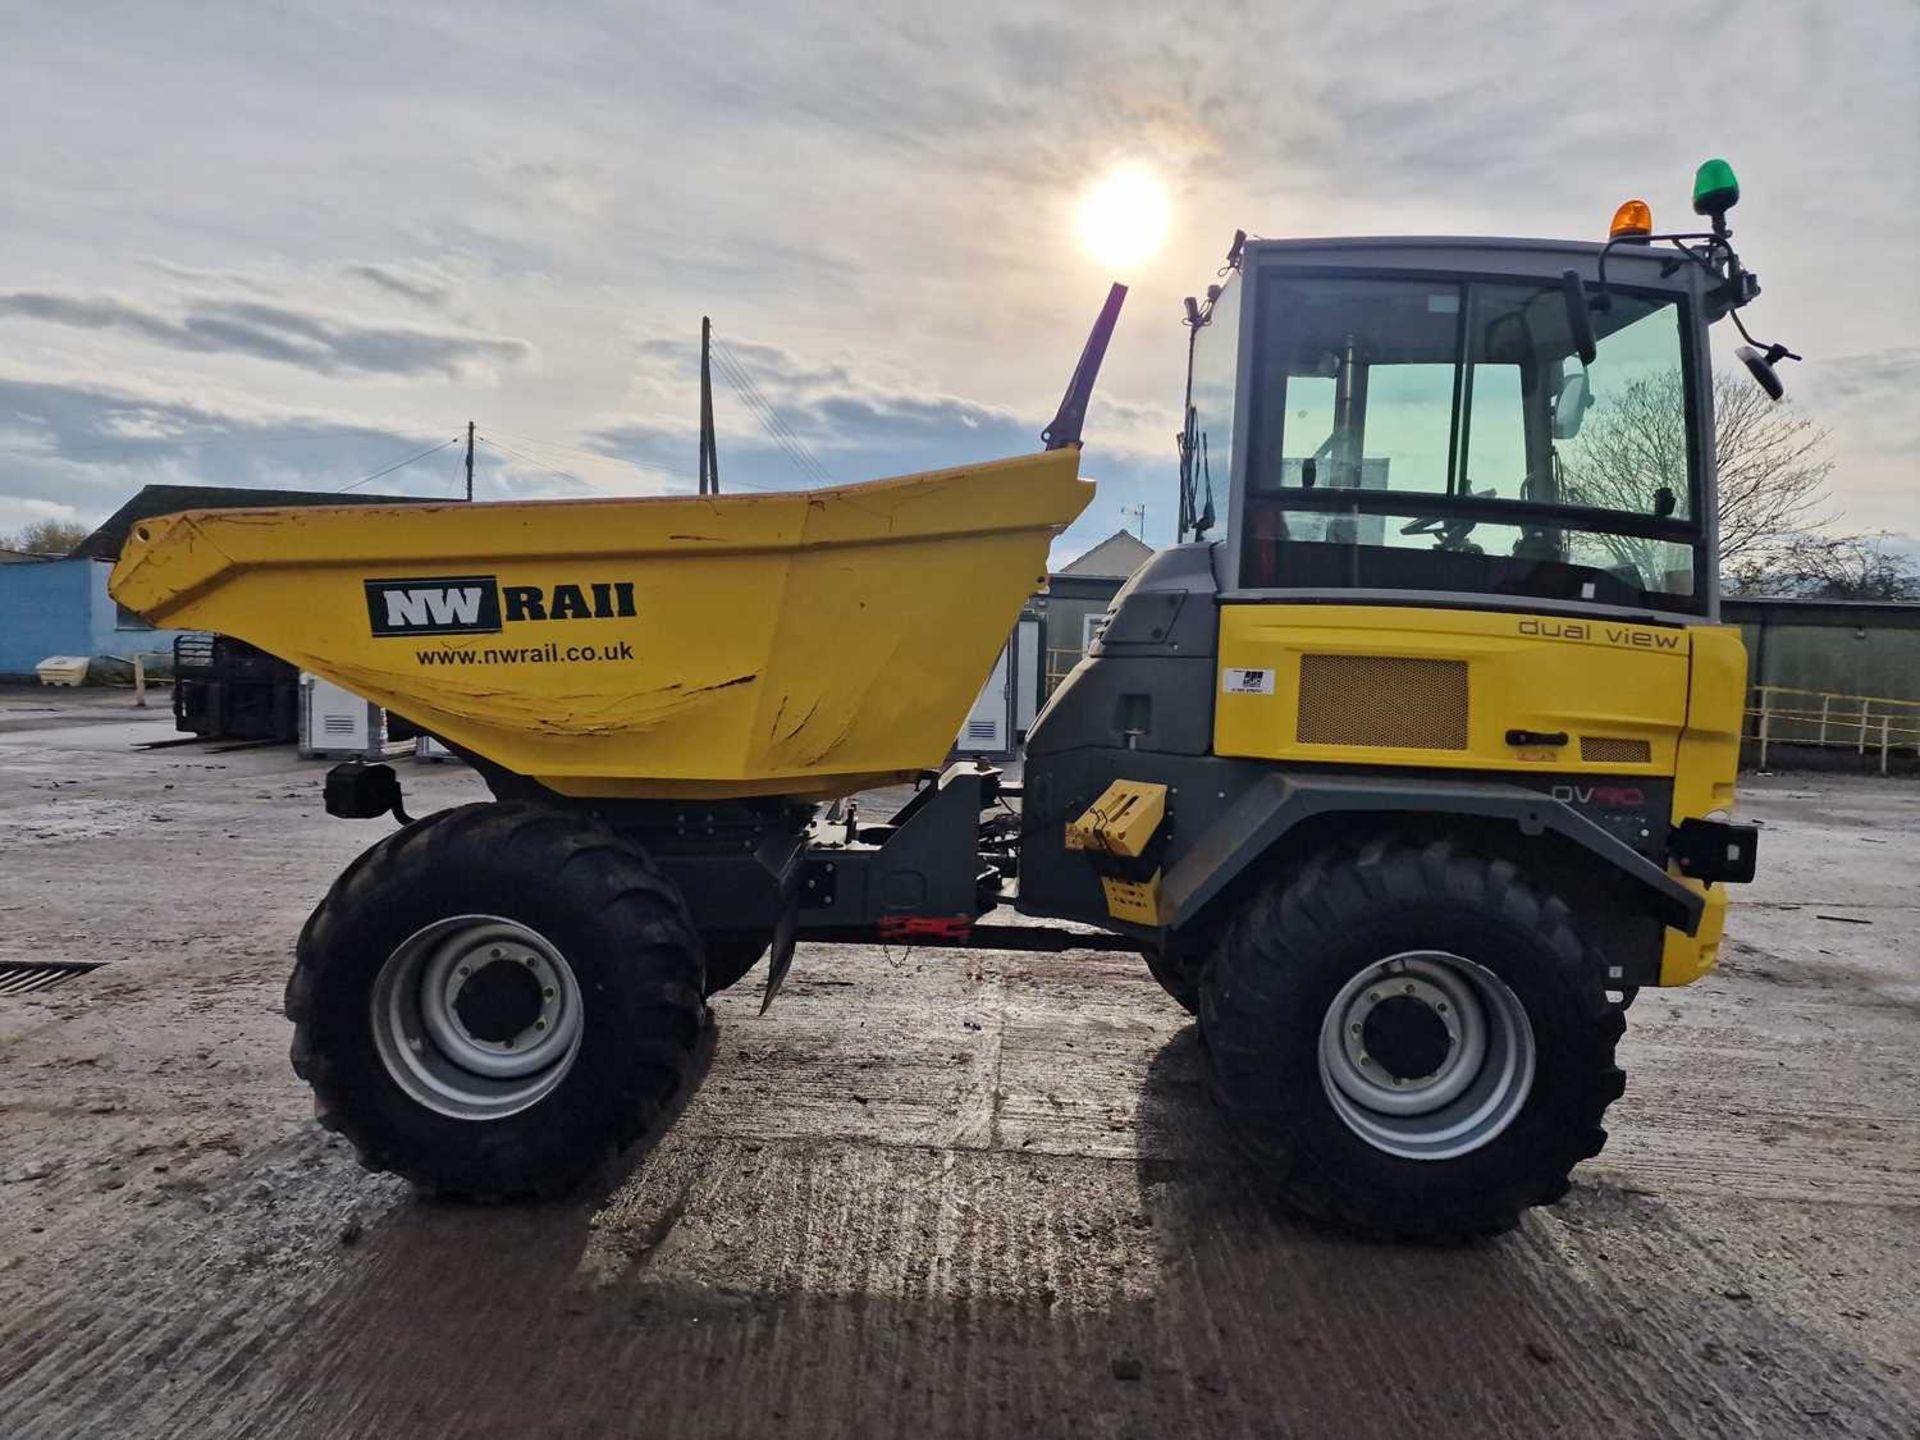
(1141, 937), (1208, 1016)
(701, 932), (769, 996)
(286, 802), (707, 1199)
(1199, 837), (1626, 1242)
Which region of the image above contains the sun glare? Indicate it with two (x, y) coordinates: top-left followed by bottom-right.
(1078, 170), (1170, 272)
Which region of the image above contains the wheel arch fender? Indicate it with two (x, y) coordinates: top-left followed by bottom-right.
(1161, 773), (1704, 937)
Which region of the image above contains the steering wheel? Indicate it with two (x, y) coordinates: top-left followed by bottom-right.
(1401, 486), (1499, 539)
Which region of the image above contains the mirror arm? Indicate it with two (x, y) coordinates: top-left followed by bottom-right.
(1560, 270), (1598, 366)
(1594, 230), (1723, 315)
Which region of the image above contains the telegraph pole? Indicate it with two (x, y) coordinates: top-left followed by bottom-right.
(464, 420), (475, 502)
(698, 317), (719, 495)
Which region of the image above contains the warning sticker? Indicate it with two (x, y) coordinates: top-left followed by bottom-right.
(1222, 667), (1276, 695)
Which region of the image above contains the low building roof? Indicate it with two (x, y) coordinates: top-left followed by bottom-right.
(74, 484), (431, 561)
(1056, 529), (1153, 579)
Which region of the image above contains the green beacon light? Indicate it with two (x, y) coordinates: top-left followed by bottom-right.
(1692, 158), (1740, 224)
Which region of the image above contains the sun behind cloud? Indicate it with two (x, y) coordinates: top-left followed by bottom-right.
(1077, 169), (1170, 272)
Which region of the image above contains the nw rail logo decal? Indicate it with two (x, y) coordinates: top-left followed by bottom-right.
(366, 576), (503, 636)
(365, 576), (640, 636)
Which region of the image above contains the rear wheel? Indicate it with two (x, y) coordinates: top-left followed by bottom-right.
(1200, 838), (1626, 1241)
(287, 802), (707, 1199)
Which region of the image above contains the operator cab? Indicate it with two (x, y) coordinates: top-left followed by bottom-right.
(1179, 175), (1791, 624)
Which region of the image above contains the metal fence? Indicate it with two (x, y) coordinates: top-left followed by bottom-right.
(1746, 685), (1920, 773)
(1045, 646), (1086, 694)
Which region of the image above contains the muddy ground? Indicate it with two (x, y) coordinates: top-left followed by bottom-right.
(0, 687), (1914, 1438)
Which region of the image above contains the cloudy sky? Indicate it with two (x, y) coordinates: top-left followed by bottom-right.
(2, 0), (1914, 560)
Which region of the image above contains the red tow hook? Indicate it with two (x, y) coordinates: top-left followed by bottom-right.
(876, 915), (975, 942)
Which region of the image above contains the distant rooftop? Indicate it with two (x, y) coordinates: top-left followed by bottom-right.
(1057, 529), (1153, 579)
(74, 484), (431, 561)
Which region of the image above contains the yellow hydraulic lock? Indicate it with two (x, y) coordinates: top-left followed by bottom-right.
(1066, 779), (1167, 856)
(1066, 780), (1168, 925)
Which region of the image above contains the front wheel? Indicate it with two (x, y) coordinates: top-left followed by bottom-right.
(700, 932), (770, 996)
(1141, 937), (1208, 1016)
(286, 802), (707, 1199)
(1199, 838), (1626, 1241)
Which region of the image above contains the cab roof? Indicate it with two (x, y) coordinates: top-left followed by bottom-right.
(1238, 234), (1710, 297)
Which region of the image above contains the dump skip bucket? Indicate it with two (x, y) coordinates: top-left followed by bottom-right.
(110, 450), (1091, 799)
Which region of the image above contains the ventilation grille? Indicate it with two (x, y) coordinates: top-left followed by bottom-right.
(174, 632), (217, 671)
(1581, 736), (1652, 764)
(322, 715), (356, 734)
(966, 720), (1000, 743)
(1297, 655), (1469, 750)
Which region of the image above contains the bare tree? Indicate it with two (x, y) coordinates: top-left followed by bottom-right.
(1559, 369), (1835, 568)
(1725, 531), (1920, 601)
(1711, 376), (1839, 566)
(1, 517), (92, 555)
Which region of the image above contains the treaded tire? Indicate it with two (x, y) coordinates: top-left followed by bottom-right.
(286, 802), (707, 1199)
(701, 933), (769, 996)
(1199, 837), (1627, 1242)
(1141, 938), (1208, 1016)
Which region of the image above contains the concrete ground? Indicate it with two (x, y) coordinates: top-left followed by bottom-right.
(0, 686), (1914, 1439)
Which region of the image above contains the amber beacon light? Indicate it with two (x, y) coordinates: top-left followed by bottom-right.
(1609, 199), (1654, 240)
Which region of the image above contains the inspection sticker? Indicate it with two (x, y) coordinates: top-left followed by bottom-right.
(1222, 667), (1275, 696)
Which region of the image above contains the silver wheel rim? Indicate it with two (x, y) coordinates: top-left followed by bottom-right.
(370, 915), (584, 1121)
(1316, 951), (1535, 1161)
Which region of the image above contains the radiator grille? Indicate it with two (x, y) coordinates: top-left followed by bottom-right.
(1581, 736), (1652, 764)
(1296, 655), (1469, 750)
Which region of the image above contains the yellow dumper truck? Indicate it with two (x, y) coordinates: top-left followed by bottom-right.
(112, 162), (1786, 1239)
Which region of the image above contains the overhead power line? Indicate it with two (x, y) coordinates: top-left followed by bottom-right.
(336, 435), (462, 493)
(712, 354), (833, 487)
(482, 426), (682, 482)
(709, 332), (836, 488)
(481, 424), (785, 495)
(0, 426), (453, 463)
(475, 433), (582, 486)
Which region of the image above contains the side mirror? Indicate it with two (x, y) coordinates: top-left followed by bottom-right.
(1560, 270), (1597, 366)
(1737, 344), (1785, 401)
(1552, 370), (1593, 440)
